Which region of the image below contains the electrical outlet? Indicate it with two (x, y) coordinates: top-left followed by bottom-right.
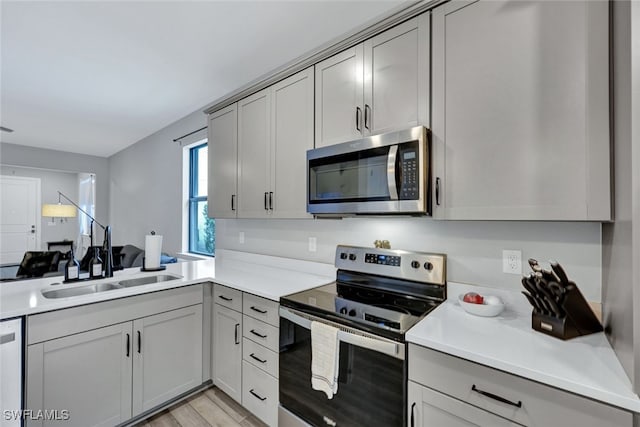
(308, 237), (317, 252)
(502, 250), (522, 275)
(239, 231), (245, 244)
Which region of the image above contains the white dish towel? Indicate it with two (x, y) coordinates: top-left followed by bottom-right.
(311, 321), (340, 399)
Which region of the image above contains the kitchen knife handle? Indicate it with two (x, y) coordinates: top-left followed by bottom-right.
(472, 384), (522, 408)
(356, 107), (362, 132)
(435, 177), (441, 206)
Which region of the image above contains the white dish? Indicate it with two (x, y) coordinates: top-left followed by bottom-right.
(458, 293), (505, 317)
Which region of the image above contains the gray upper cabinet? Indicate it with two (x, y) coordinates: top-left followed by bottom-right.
(270, 67), (314, 218)
(315, 15), (430, 148)
(208, 104), (238, 218)
(238, 89), (271, 218)
(431, 0), (610, 220)
(214, 67), (314, 219)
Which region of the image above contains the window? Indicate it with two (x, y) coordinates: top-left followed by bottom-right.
(189, 143), (215, 256)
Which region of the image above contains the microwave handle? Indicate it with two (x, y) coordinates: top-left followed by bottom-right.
(387, 145), (399, 200)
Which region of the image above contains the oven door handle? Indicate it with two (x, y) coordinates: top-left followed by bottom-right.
(387, 145), (399, 201)
(279, 307), (404, 360)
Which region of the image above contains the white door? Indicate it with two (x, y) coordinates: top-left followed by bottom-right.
(0, 176), (41, 264)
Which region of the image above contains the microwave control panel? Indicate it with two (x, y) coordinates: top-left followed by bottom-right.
(399, 144), (419, 200)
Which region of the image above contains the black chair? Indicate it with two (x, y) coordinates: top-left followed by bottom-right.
(15, 251), (62, 278)
(47, 241), (74, 260)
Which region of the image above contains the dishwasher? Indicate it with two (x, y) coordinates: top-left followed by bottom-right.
(1, 318), (23, 427)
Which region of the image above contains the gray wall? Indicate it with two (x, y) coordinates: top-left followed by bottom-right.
(216, 218), (603, 301)
(108, 109), (206, 252)
(0, 143), (109, 244)
(0, 165), (79, 248)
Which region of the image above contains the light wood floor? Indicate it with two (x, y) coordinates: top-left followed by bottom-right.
(135, 387), (268, 427)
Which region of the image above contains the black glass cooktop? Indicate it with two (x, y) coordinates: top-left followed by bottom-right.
(280, 271), (443, 341)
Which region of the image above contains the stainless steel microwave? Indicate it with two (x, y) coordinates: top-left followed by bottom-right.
(307, 126), (430, 216)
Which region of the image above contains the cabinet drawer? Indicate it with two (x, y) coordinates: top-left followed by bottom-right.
(213, 284), (242, 312)
(243, 293), (279, 327)
(243, 338), (278, 378)
(243, 315), (278, 352)
(408, 345), (632, 427)
(242, 361), (278, 427)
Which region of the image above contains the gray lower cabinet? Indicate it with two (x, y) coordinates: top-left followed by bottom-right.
(26, 285), (204, 427)
(132, 305), (203, 415)
(408, 381), (521, 427)
(408, 344), (632, 427)
(431, 0), (610, 220)
(212, 301), (243, 403)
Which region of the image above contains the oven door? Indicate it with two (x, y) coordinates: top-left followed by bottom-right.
(279, 307), (406, 427)
(307, 126), (429, 215)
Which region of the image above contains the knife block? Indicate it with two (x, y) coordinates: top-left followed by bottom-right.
(531, 283), (602, 340)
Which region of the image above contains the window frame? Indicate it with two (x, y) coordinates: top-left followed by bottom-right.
(188, 142), (214, 257)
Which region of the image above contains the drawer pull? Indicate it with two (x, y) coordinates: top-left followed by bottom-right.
(250, 306), (268, 314)
(249, 389), (267, 401)
(249, 353), (267, 364)
(234, 323), (240, 345)
(471, 384), (522, 408)
(410, 402), (416, 427)
(218, 295), (233, 302)
(250, 329), (267, 339)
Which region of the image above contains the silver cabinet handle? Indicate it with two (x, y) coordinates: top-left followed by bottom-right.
(0, 333), (15, 345)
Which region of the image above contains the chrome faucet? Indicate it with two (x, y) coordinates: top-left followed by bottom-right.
(103, 225), (113, 278)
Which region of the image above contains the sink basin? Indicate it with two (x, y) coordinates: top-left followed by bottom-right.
(41, 274), (182, 299)
(118, 274), (182, 288)
(42, 282), (122, 299)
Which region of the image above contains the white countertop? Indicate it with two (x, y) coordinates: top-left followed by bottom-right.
(0, 249), (335, 320)
(406, 282), (640, 413)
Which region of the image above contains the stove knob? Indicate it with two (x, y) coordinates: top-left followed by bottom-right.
(340, 252), (347, 260)
(411, 260), (420, 269)
(339, 307), (347, 315)
(349, 254), (357, 261)
(348, 309), (357, 317)
(424, 262), (433, 271)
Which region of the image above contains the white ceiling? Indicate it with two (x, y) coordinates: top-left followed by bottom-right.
(1, 0), (404, 158)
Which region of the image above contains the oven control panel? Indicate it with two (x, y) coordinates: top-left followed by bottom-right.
(335, 245), (446, 286)
(364, 253), (401, 267)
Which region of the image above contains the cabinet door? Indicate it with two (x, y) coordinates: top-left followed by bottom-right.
(315, 46), (365, 147)
(270, 67), (314, 218)
(431, 0), (610, 220)
(208, 104), (238, 219)
(26, 323), (132, 427)
(407, 381), (521, 427)
(132, 305), (203, 416)
(213, 304), (242, 403)
(364, 14), (429, 135)
(238, 89), (271, 218)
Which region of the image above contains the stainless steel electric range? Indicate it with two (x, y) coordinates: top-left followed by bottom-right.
(278, 245), (447, 427)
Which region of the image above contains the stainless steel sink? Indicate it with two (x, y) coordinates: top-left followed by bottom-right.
(42, 282), (122, 299)
(41, 274), (182, 299)
(118, 274), (181, 288)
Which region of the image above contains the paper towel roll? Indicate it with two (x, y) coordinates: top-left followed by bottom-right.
(144, 234), (163, 269)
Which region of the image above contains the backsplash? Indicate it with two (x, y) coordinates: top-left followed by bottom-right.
(216, 218), (602, 302)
